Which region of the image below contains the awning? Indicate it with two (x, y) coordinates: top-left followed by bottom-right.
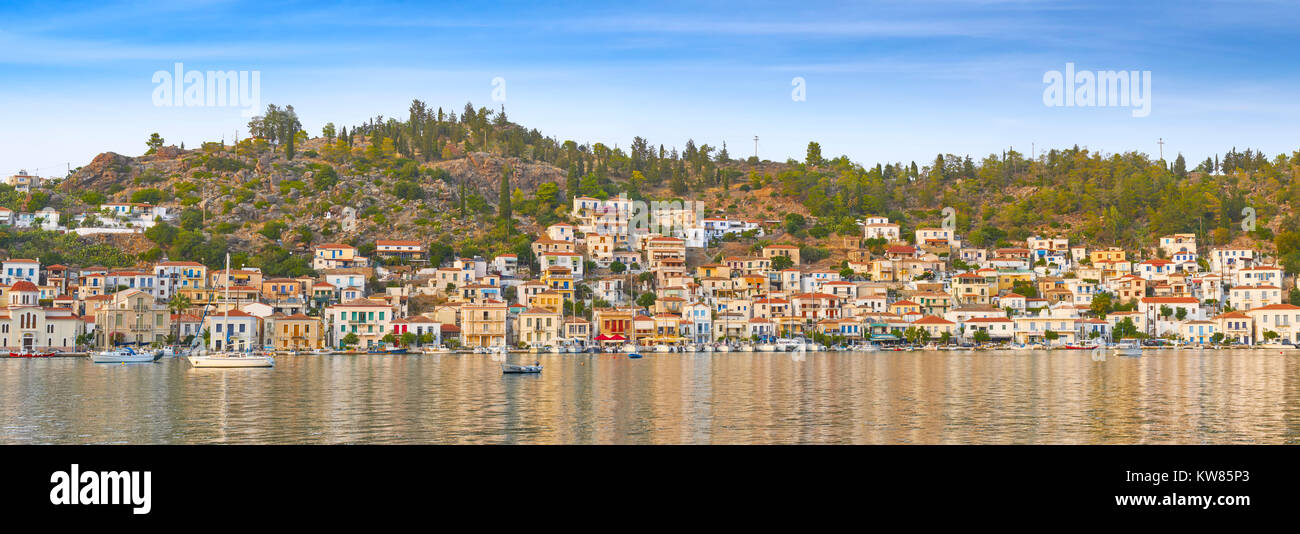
(871, 334), (900, 341)
(594, 334), (626, 341)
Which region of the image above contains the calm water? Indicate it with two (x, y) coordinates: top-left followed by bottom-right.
(4, 350), (1300, 444)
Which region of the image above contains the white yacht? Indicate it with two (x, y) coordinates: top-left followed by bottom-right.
(185, 254), (275, 369)
(91, 346), (162, 363)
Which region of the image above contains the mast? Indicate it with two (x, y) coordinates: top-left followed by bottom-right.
(223, 253), (231, 352)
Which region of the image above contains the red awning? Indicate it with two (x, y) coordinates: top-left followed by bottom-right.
(594, 334), (626, 341)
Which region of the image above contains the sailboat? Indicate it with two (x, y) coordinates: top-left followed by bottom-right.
(186, 253), (275, 368)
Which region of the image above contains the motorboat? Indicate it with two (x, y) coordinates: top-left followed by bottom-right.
(716, 343), (731, 352)
(7, 349), (56, 358)
(501, 363), (542, 374)
(757, 343), (777, 352)
(627, 353), (644, 359)
(91, 346), (161, 363)
(1113, 340), (1143, 357)
(775, 338), (803, 352)
(740, 344), (755, 352)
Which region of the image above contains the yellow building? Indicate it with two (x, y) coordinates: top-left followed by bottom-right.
(270, 313), (322, 350)
(541, 267), (575, 302)
(952, 272), (997, 305)
(1089, 247), (1126, 264)
(462, 299), (508, 348)
(997, 271), (1034, 293)
(761, 244), (801, 265)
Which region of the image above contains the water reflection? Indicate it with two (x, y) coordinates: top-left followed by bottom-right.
(2, 350), (1298, 444)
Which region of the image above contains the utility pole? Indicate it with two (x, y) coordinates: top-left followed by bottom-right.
(753, 136), (759, 161)
(1158, 138), (1165, 162)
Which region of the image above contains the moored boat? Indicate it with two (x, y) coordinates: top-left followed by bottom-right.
(8, 349), (56, 358)
(91, 346), (161, 363)
(186, 352), (276, 368)
(1113, 340), (1143, 357)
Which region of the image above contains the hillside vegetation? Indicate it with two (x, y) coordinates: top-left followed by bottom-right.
(4, 99), (1299, 276)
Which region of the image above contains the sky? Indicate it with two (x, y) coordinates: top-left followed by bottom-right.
(2, 0), (1299, 178)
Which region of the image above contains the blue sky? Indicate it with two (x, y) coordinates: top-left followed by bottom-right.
(2, 0), (1299, 178)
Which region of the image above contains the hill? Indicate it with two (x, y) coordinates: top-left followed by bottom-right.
(3, 99), (1299, 277)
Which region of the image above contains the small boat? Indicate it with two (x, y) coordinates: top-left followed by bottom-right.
(313, 348), (335, 355)
(740, 344), (755, 352)
(91, 346), (162, 363)
(627, 353), (644, 359)
(1113, 340), (1143, 357)
(683, 344), (697, 353)
(501, 363), (543, 374)
(7, 349), (56, 358)
(775, 338), (804, 352)
(700, 344), (714, 352)
(655, 345), (671, 353)
(620, 343), (638, 353)
(420, 346), (450, 354)
(716, 344), (731, 352)
(757, 343), (776, 352)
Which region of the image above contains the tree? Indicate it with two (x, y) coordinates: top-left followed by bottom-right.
(146, 133), (164, 155)
(806, 141), (822, 166)
(341, 332), (359, 348)
(973, 329), (991, 344)
(1090, 292), (1113, 318)
(636, 292), (656, 310)
(770, 255), (794, 271)
(610, 261), (626, 274)
(400, 332), (417, 347)
(1114, 318), (1139, 340)
(167, 294), (192, 315)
